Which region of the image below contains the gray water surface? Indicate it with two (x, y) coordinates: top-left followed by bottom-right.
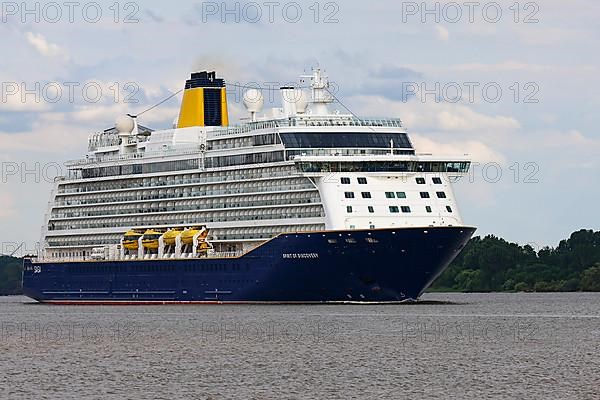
(1, 293), (599, 399)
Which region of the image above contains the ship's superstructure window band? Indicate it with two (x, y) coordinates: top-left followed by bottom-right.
(59, 166), (298, 195)
(279, 132), (412, 149)
(81, 159), (200, 179)
(298, 161), (470, 173)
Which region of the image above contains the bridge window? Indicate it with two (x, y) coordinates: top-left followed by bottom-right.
(345, 192), (355, 199)
(396, 192), (406, 198)
(368, 206), (374, 213)
(401, 206), (411, 213)
(416, 177), (426, 184)
(433, 177), (443, 184)
(389, 206), (399, 213)
(437, 192), (447, 199)
(446, 206), (453, 213)
(385, 192), (395, 199)
(426, 206), (432, 213)
(341, 177), (350, 184)
(420, 192), (430, 199)
(361, 192), (371, 199)
(358, 177), (368, 184)
(347, 206), (353, 213)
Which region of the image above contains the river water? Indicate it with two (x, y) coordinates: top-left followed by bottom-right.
(0, 293), (598, 399)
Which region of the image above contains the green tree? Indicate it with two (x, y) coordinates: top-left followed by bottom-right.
(580, 265), (600, 291)
(0, 256), (22, 295)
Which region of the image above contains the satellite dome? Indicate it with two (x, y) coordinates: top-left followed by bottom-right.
(243, 89), (264, 113)
(115, 115), (135, 134)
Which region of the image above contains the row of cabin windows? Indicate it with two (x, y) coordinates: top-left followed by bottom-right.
(341, 177), (369, 185)
(341, 177), (443, 185)
(347, 191), (446, 199)
(346, 205), (453, 214)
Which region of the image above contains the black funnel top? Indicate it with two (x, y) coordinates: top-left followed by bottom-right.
(184, 71), (225, 89)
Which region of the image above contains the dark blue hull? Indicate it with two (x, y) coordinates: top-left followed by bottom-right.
(23, 227), (475, 304)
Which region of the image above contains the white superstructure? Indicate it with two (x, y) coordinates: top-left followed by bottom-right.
(40, 69), (470, 261)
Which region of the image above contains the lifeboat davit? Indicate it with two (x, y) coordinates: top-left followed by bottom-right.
(181, 226), (208, 245)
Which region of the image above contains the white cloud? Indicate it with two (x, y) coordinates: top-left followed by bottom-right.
(25, 32), (63, 57)
(435, 26), (449, 42)
(0, 193), (16, 220)
(410, 135), (506, 165)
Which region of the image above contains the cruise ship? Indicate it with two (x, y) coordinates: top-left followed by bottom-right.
(22, 68), (475, 304)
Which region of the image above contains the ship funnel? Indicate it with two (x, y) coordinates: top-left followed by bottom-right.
(177, 71), (229, 128)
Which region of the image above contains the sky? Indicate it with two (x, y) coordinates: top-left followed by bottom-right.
(1, 0), (599, 255)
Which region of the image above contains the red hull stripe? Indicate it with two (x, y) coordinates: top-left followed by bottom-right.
(41, 300), (408, 306)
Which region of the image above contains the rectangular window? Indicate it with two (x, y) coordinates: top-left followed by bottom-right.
(341, 177), (351, 184)
(401, 206), (411, 213)
(389, 206), (400, 213)
(385, 192), (395, 199)
(358, 177), (368, 184)
(426, 206), (432, 213)
(368, 206), (375, 213)
(420, 192), (430, 199)
(416, 177), (426, 184)
(396, 192), (406, 198)
(433, 177), (442, 184)
(346, 206), (353, 213)
(345, 192), (355, 199)
(446, 206), (453, 213)
(436, 192), (447, 199)
(361, 192), (372, 199)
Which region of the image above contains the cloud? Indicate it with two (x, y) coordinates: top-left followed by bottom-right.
(435, 25), (449, 42)
(347, 94), (521, 135)
(25, 32), (63, 57)
(0, 193), (16, 220)
(410, 135), (506, 165)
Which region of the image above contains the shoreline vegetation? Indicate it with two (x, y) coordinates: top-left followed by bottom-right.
(1, 229), (599, 296)
(429, 229), (600, 293)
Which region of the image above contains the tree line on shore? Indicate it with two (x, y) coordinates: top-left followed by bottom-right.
(1, 229), (599, 295)
(430, 229), (600, 292)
